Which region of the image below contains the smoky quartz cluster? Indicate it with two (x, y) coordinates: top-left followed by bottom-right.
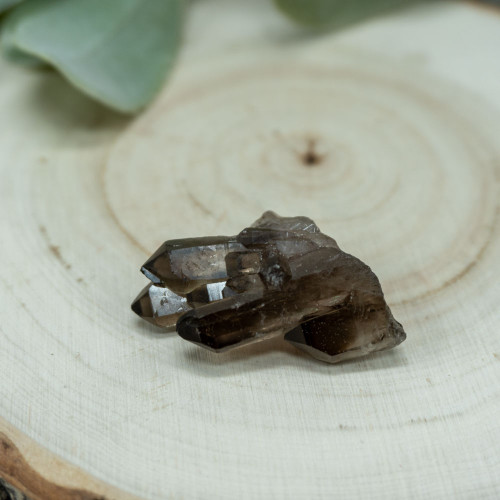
(132, 212), (406, 363)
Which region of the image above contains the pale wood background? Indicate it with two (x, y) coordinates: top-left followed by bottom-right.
(0, 1), (499, 499)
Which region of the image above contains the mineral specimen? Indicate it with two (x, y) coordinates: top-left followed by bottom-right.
(131, 212), (406, 363)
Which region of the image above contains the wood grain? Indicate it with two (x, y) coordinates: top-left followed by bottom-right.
(0, 1), (499, 499)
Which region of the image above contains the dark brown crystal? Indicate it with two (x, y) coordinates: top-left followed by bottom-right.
(132, 212), (406, 363)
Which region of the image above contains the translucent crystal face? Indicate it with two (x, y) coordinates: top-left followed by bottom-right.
(132, 211), (406, 363)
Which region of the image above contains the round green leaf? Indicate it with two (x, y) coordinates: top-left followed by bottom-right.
(274, 0), (424, 29)
(1, 0), (184, 113)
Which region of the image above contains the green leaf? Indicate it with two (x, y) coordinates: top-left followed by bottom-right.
(274, 0), (423, 29)
(1, 0), (184, 113)
(0, 0), (22, 14)
(3, 45), (43, 66)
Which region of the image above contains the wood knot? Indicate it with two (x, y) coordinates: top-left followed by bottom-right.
(300, 138), (325, 167)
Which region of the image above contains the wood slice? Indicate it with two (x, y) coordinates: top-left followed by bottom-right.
(1, 2), (499, 499)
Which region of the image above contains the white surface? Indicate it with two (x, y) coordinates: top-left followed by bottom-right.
(0, 2), (499, 498)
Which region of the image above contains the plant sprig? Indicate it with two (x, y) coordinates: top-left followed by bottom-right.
(0, 0), (431, 113)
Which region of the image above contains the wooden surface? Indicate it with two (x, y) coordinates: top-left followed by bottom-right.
(1, 1), (500, 498)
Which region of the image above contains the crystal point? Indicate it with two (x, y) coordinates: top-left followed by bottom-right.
(131, 283), (191, 328)
(141, 237), (245, 294)
(132, 213), (406, 363)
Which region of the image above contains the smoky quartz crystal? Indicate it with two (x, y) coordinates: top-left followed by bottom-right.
(132, 212), (406, 363)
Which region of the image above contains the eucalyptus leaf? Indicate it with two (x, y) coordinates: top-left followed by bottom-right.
(274, 0), (423, 29)
(1, 0), (183, 113)
(0, 0), (22, 14)
(3, 45), (43, 66)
